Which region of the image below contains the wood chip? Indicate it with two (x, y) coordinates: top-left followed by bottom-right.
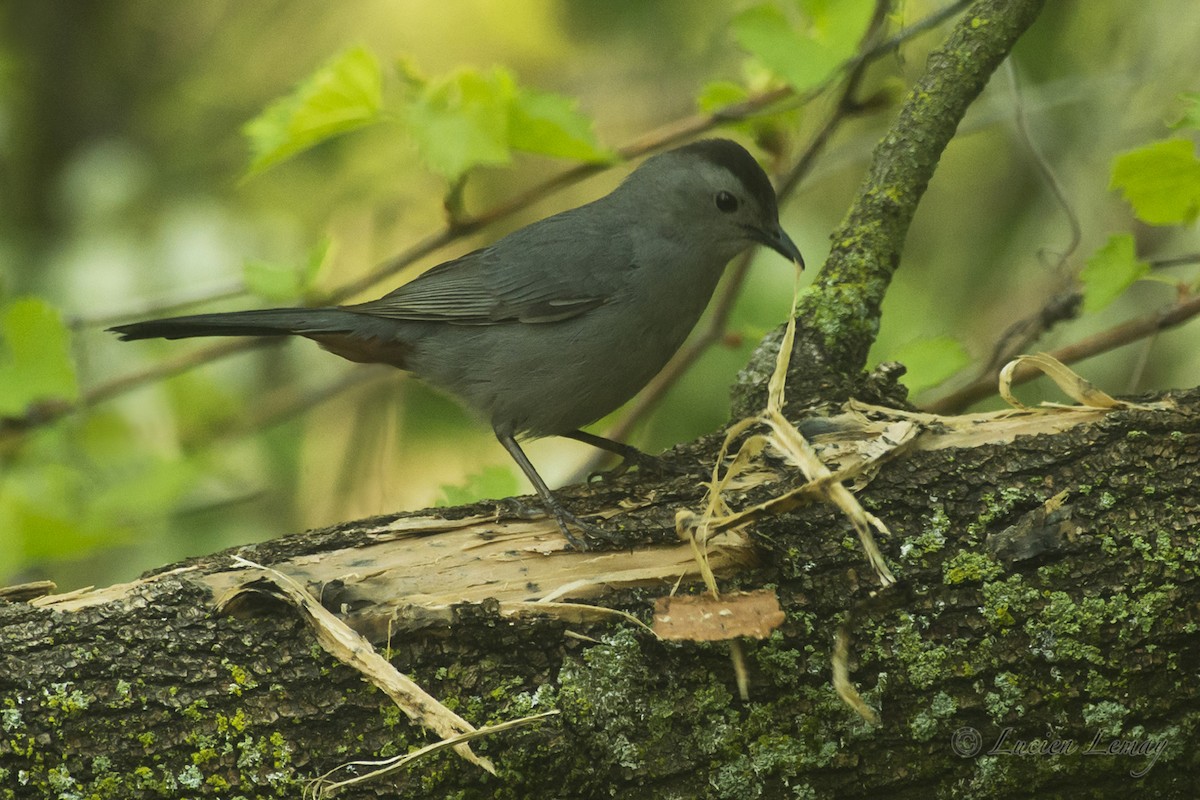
(652, 589), (784, 641)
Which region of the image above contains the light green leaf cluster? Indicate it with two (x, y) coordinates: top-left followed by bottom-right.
(400, 64), (515, 181)
(243, 46), (612, 184)
(1091, 91), (1200, 311)
(0, 410), (203, 578)
(732, 0), (873, 93)
(244, 46), (384, 176)
(509, 85), (613, 162)
(399, 63), (613, 182)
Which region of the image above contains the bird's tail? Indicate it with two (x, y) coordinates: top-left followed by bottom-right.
(109, 308), (356, 341)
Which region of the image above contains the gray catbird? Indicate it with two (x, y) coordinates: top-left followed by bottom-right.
(111, 138), (803, 547)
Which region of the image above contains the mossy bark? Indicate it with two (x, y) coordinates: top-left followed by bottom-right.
(3, 390), (1199, 799)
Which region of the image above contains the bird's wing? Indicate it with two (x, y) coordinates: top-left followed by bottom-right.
(345, 207), (623, 325)
(349, 251), (605, 324)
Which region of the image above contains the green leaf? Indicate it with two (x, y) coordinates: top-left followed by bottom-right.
(509, 87), (612, 162)
(437, 465), (520, 507)
(398, 63), (610, 182)
(243, 237), (330, 302)
(0, 297), (79, 417)
(1109, 138), (1200, 225)
(1169, 91), (1200, 131)
(697, 78), (800, 146)
(1080, 234), (1150, 312)
(732, 2), (868, 93)
(244, 45), (383, 175)
(403, 67), (515, 182)
(698, 80), (750, 114)
(892, 336), (970, 394)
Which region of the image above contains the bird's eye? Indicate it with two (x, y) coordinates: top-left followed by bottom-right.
(715, 191), (740, 213)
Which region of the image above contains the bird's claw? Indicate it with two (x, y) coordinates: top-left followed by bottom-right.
(496, 497), (621, 550)
(551, 509), (624, 551)
(497, 496), (544, 521)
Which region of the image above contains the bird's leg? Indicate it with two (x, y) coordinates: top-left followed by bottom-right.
(495, 430), (620, 549)
(561, 429), (671, 479)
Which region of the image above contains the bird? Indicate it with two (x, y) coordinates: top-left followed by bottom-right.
(110, 138), (803, 548)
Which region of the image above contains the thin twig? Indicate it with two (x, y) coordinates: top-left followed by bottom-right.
(921, 65), (1198, 413)
(1150, 253), (1200, 270)
(1125, 331), (1157, 394)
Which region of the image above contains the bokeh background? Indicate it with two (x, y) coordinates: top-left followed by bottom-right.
(2, 0), (1198, 590)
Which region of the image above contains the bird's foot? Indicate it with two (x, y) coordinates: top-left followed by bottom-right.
(496, 497), (622, 550)
(497, 496), (543, 521)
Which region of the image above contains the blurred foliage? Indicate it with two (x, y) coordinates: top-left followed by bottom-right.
(1080, 234), (1149, 313)
(1, 1), (1198, 590)
(732, 0), (874, 92)
(243, 237), (330, 303)
(0, 297), (78, 416)
(889, 336), (971, 395)
(1172, 92), (1200, 131)
(436, 466), (521, 509)
(396, 62), (614, 183)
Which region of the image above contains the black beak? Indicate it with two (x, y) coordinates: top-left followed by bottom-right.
(751, 224), (805, 270)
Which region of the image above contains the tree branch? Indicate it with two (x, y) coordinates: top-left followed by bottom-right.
(4, 385), (1197, 798)
(733, 0), (1048, 417)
